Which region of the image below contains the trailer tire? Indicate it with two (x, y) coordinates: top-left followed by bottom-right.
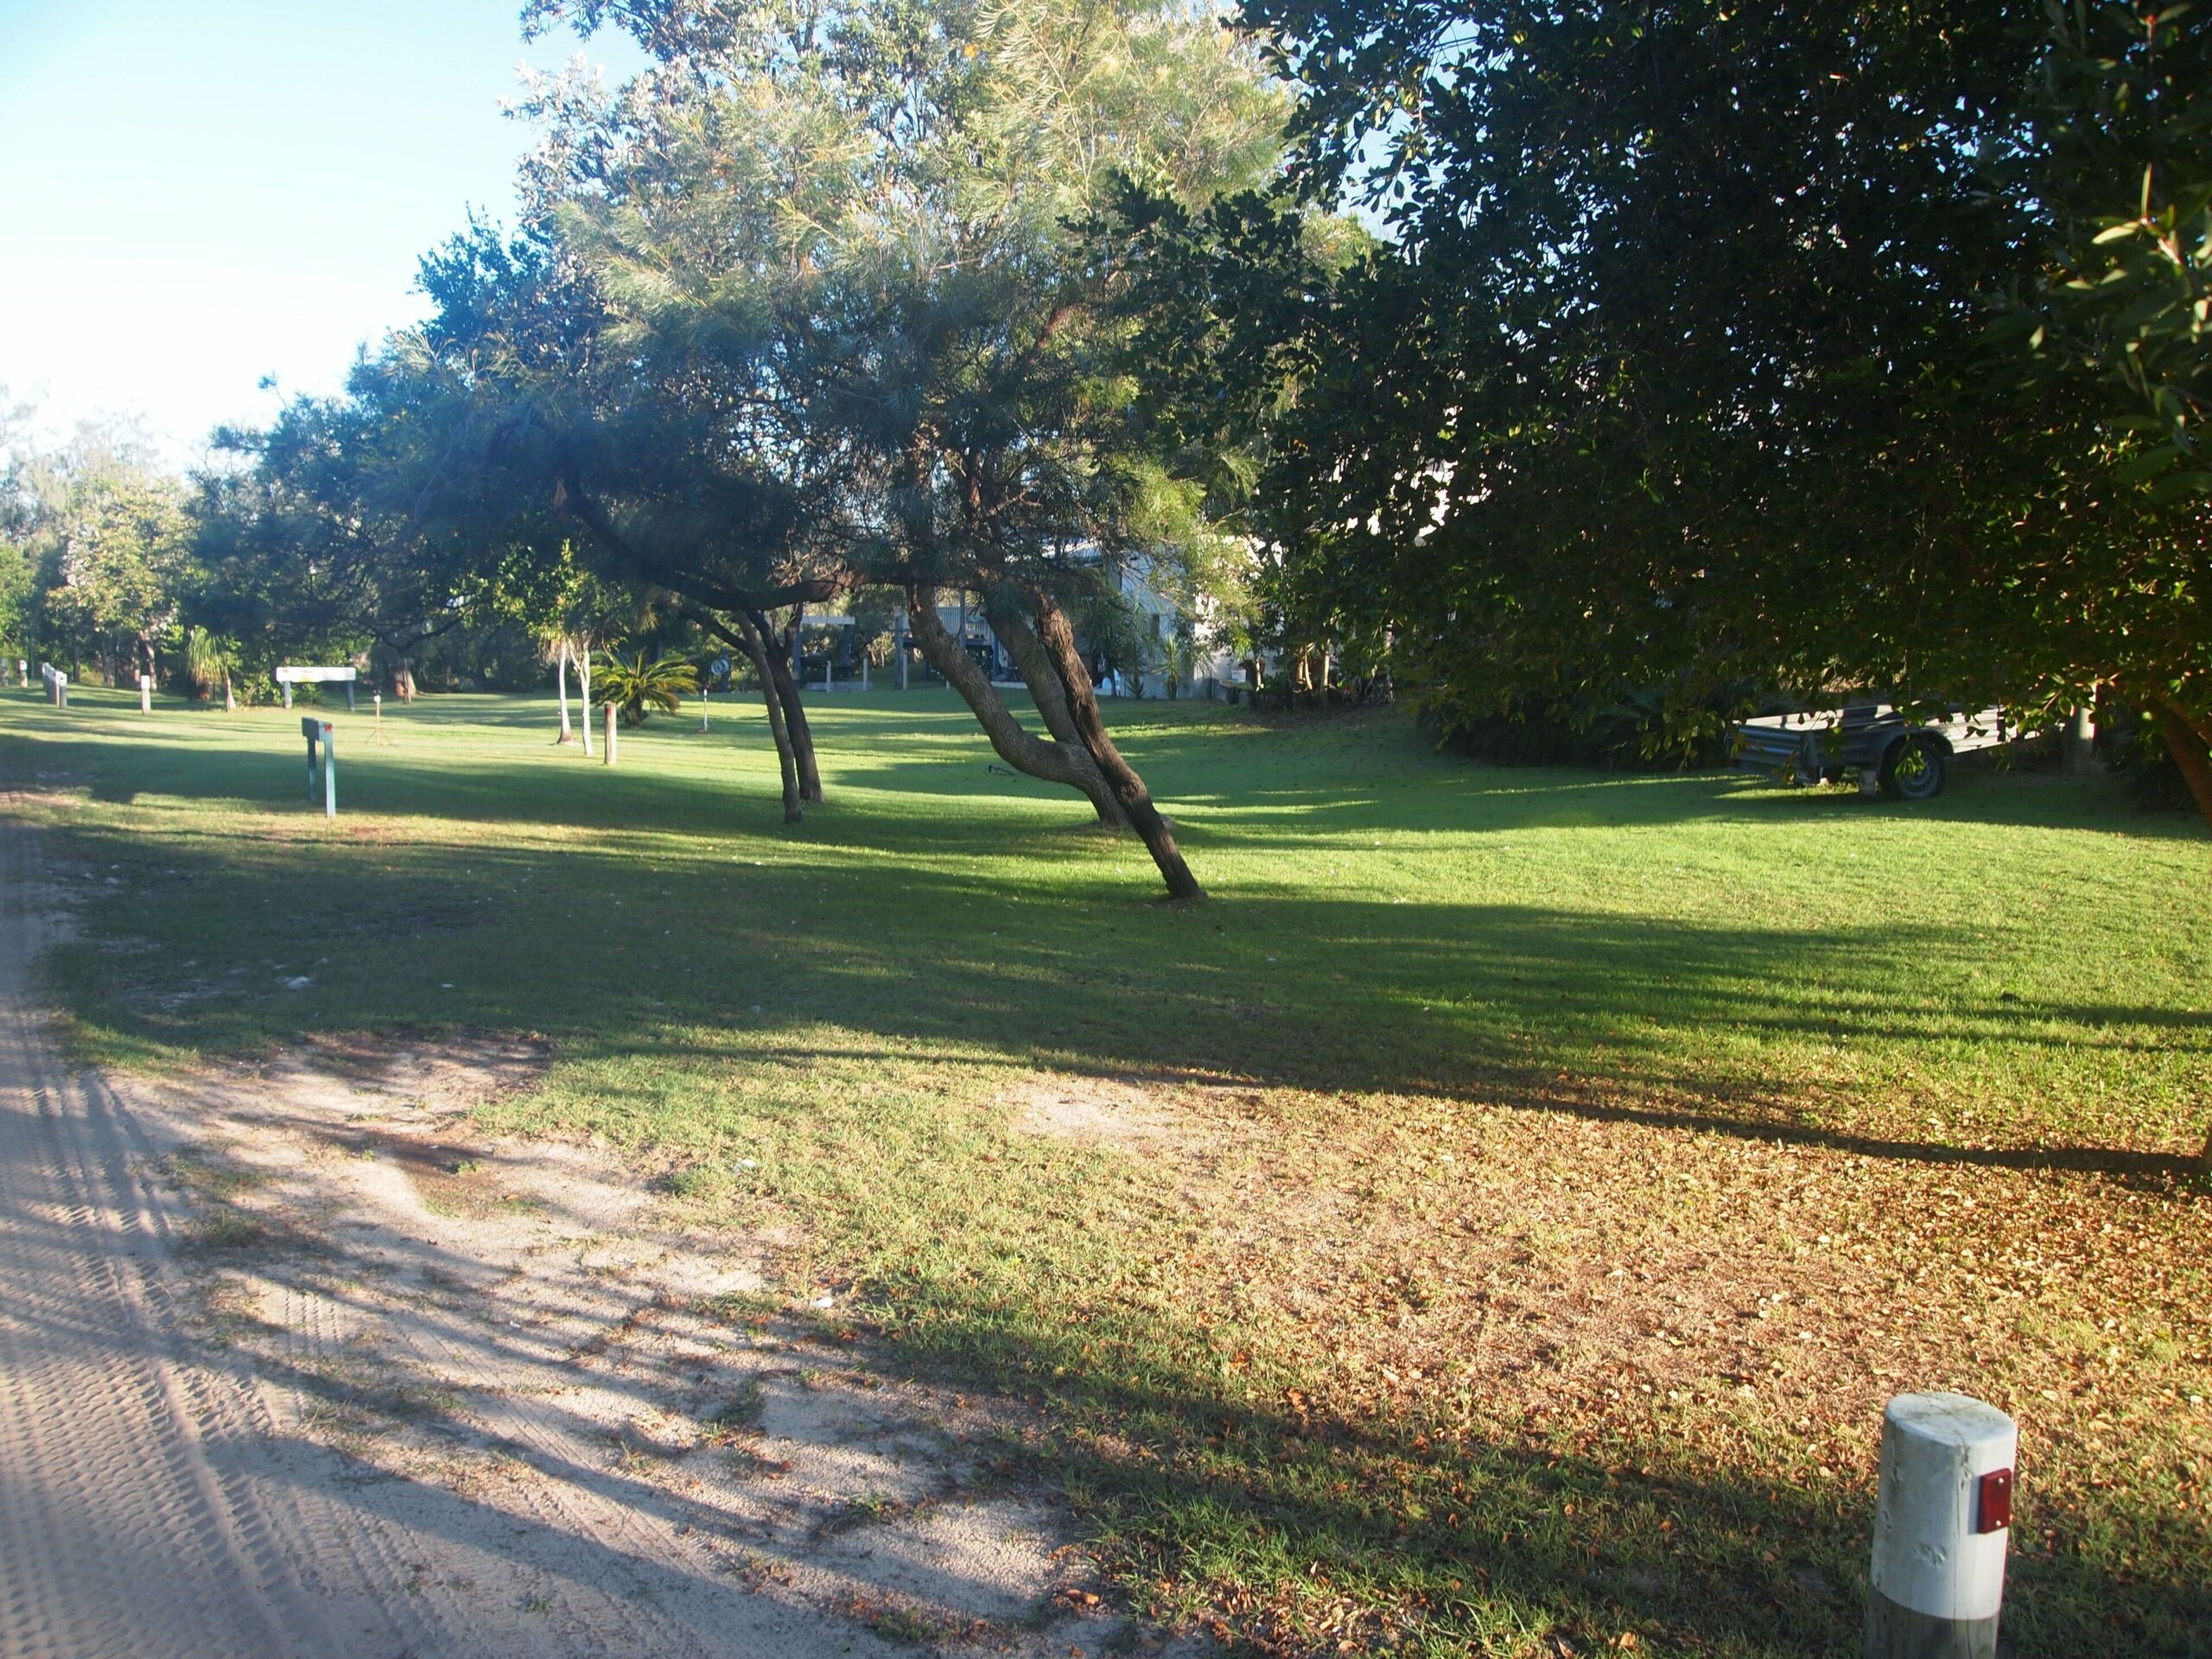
(1878, 733), (1949, 801)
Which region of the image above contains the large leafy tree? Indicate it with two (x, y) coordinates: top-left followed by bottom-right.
(505, 0), (1288, 896)
(195, 364), (524, 695)
(41, 473), (194, 684)
(1222, 0), (2212, 813)
(1, 396), (192, 683)
(2014, 1), (2212, 816)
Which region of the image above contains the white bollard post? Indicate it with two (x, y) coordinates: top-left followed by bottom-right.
(322, 723), (336, 817)
(138, 672), (151, 715)
(16, 659), (25, 688)
(604, 702), (618, 766)
(1866, 1393), (2016, 1658)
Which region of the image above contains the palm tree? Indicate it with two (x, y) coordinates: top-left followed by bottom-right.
(594, 649), (698, 726)
(184, 626), (238, 709)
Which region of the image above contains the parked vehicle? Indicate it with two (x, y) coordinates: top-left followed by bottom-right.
(1730, 702), (2011, 801)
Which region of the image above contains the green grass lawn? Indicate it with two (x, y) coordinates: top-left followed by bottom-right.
(3, 681), (2207, 1656)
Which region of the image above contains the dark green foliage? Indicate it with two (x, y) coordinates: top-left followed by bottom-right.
(1206, 0), (2212, 810)
(1431, 682), (1752, 772)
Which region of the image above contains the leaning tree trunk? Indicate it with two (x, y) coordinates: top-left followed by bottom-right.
(1028, 591), (1205, 900)
(905, 581), (1131, 826)
(2154, 699), (2212, 830)
(989, 604), (1127, 828)
(735, 612), (804, 823)
(751, 607), (822, 803)
(698, 611), (804, 823)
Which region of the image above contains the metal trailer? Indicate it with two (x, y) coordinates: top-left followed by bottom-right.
(1731, 703), (2012, 802)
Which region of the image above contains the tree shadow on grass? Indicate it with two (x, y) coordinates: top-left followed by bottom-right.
(842, 1275), (2212, 1658)
(10, 699), (2209, 1655)
(29, 798), (2208, 1186)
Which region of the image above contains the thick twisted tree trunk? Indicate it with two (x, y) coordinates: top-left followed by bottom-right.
(751, 607), (822, 803)
(904, 580), (1128, 825)
(988, 603), (1127, 828)
(1027, 591), (1204, 900)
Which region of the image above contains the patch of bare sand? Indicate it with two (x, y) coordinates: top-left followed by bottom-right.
(120, 1038), (1198, 1659)
(1006, 1072), (1193, 1151)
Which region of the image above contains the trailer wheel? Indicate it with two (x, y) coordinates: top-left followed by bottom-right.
(1878, 733), (1949, 801)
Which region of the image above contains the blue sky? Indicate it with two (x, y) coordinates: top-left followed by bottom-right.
(0, 1), (642, 463)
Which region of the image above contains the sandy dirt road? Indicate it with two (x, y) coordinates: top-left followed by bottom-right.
(0, 801), (1141, 1659)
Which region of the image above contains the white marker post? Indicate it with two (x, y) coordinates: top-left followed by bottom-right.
(1866, 1393), (2016, 1658)
(15, 659), (24, 688)
(40, 663), (66, 708)
(603, 702), (618, 766)
(137, 672), (151, 715)
(302, 717), (336, 817)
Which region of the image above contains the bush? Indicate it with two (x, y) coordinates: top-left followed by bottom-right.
(1427, 680), (1755, 770)
(595, 650), (699, 726)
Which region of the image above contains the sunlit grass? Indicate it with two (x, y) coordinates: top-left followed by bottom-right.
(3, 680), (2207, 1656)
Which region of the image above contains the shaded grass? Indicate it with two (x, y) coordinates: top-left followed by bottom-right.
(3, 680), (2209, 1656)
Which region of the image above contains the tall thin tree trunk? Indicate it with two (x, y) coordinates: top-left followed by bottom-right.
(579, 647), (594, 757)
(752, 607), (822, 802)
(905, 582), (1129, 826)
(223, 668), (234, 713)
(734, 611), (804, 823)
(556, 639), (575, 744)
(1029, 590), (1204, 900)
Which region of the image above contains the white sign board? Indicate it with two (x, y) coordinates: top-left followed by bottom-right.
(277, 664), (357, 710)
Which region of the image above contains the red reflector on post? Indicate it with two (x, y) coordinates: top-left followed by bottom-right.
(1975, 1468), (2012, 1534)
